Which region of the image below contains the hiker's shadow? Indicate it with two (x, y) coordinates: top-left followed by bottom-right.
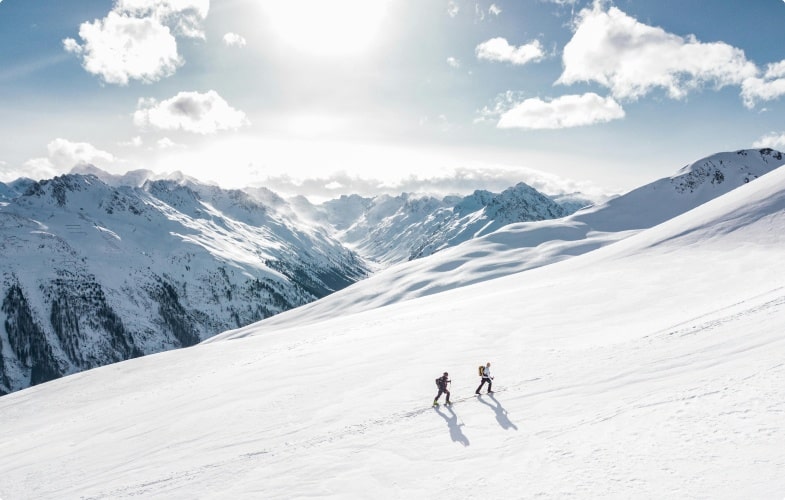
(434, 405), (470, 446)
(478, 394), (518, 431)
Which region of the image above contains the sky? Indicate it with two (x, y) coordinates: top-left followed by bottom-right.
(1, 0), (785, 201)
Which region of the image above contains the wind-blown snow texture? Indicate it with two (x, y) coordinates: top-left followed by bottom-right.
(0, 149), (784, 498)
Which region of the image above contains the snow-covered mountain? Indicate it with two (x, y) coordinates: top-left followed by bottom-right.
(0, 178), (34, 202)
(0, 149), (780, 396)
(216, 148), (785, 330)
(0, 168), (584, 395)
(315, 182), (579, 264)
(0, 173), (369, 395)
(1, 155), (784, 498)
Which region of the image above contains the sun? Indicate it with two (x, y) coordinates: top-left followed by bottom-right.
(262, 0), (392, 58)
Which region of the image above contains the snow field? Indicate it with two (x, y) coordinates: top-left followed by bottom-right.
(0, 164), (784, 498)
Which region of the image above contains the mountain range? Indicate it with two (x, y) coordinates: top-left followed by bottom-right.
(0, 165), (597, 394)
(1, 148), (783, 498)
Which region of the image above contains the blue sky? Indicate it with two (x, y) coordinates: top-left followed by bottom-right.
(1, 0), (784, 200)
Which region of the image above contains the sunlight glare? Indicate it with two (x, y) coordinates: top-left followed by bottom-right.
(263, 0), (392, 57)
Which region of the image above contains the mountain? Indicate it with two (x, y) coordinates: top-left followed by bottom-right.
(0, 173), (370, 395)
(215, 148), (785, 331)
(0, 168), (583, 395)
(317, 182), (573, 264)
(0, 178), (35, 202)
(1, 149), (779, 396)
(1, 155), (784, 498)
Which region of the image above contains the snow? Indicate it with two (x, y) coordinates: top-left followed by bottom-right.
(1, 164), (785, 498)
(213, 149), (784, 333)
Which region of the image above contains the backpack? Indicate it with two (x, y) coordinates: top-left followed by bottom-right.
(478, 365), (484, 377)
(435, 377), (441, 388)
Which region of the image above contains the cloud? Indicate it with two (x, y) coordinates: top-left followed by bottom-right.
(489, 4), (502, 16)
(741, 59), (785, 108)
(15, 158), (60, 182)
(46, 138), (116, 169)
(258, 166), (609, 202)
(447, 57), (461, 69)
(223, 32), (246, 47)
(753, 132), (785, 150)
(558, 1), (758, 102)
(63, 0), (208, 85)
(13, 139), (117, 181)
(64, 13), (181, 85)
(485, 92), (625, 130)
(119, 136), (144, 147)
(447, 1), (459, 17)
(476, 38), (545, 66)
(133, 90), (250, 134)
(116, 0), (209, 38)
(157, 137), (183, 149)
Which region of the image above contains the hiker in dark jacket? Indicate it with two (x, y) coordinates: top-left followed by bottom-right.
(475, 362), (493, 394)
(434, 372), (451, 405)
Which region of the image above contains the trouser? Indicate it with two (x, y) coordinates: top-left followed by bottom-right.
(434, 387), (450, 403)
(476, 377), (492, 393)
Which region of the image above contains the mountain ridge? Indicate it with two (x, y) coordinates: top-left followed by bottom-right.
(1, 148), (781, 395)
(0, 173), (370, 395)
(211, 148), (785, 335)
(2, 150), (784, 499)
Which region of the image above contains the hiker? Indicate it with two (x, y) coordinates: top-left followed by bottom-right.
(434, 371), (451, 406)
(475, 362), (493, 394)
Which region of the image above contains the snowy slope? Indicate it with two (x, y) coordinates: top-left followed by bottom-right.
(240, 148), (784, 329)
(1, 156), (784, 498)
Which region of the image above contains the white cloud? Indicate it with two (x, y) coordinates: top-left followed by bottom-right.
(447, 56), (461, 69)
(489, 4), (502, 16)
(475, 4), (485, 22)
(116, 0), (209, 38)
(558, 1), (758, 102)
(119, 136), (144, 147)
(133, 90), (249, 134)
(741, 77), (785, 108)
(490, 93), (625, 130)
(740, 59), (785, 108)
(447, 1), (459, 17)
(476, 38), (545, 66)
(15, 139), (117, 181)
(753, 132), (785, 150)
(63, 0), (208, 85)
(18, 158), (60, 181)
(64, 12), (181, 85)
(223, 32), (246, 47)
(47, 138), (116, 169)
(157, 137), (182, 149)
(765, 60), (785, 79)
